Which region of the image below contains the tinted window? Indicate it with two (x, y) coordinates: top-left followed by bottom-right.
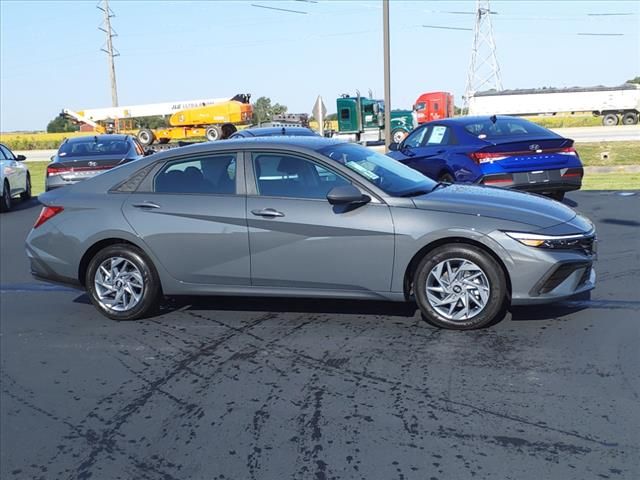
(0, 145), (12, 160)
(464, 117), (556, 140)
(253, 153), (349, 199)
(320, 143), (435, 196)
(155, 154), (237, 194)
(415, 102), (426, 111)
(58, 138), (130, 158)
(340, 108), (350, 120)
(403, 126), (429, 148)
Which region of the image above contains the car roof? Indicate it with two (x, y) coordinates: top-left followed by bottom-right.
(64, 134), (131, 143)
(422, 115), (534, 127)
(148, 136), (345, 161)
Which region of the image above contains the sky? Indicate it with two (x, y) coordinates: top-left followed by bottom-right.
(1, 0), (639, 131)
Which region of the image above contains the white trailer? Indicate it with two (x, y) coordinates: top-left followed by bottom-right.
(468, 84), (640, 126)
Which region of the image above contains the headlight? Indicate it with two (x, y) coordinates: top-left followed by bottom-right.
(505, 231), (596, 253)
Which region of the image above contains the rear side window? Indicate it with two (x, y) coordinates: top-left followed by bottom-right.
(154, 154), (237, 194)
(464, 118), (555, 140)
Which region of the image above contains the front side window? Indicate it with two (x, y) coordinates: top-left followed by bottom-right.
(154, 154), (237, 194)
(403, 126), (429, 148)
(0, 145), (12, 160)
(253, 153), (349, 199)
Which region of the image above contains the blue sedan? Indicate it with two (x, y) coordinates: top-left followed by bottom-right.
(387, 116), (584, 200)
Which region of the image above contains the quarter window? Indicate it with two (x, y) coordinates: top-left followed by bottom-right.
(253, 153), (350, 199)
(154, 154), (237, 194)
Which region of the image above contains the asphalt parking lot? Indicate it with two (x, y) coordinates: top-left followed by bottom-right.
(1, 191), (639, 480)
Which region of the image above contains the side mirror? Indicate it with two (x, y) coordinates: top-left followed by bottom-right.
(327, 185), (370, 206)
(16, 154), (26, 161)
(388, 142), (400, 152)
(144, 149), (155, 156)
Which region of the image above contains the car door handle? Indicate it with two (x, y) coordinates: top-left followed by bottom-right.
(132, 201), (161, 210)
(251, 208), (284, 218)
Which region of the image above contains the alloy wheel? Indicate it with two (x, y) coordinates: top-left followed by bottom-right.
(425, 258), (490, 321)
(93, 257), (144, 312)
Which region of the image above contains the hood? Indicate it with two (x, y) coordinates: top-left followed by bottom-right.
(411, 184), (576, 229)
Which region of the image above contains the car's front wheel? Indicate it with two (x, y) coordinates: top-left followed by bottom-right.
(414, 244), (507, 330)
(86, 244), (162, 321)
(21, 174), (31, 200)
(0, 180), (11, 212)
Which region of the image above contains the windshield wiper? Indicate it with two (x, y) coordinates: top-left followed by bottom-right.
(400, 189), (432, 197)
(430, 182), (450, 192)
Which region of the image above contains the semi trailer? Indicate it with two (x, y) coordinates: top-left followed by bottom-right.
(467, 84), (640, 126)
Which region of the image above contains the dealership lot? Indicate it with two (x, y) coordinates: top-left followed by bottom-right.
(1, 192), (639, 479)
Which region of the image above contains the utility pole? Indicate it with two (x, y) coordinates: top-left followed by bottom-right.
(463, 0), (502, 112)
(98, 0), (119, 107)
(382, 0), (391, 151)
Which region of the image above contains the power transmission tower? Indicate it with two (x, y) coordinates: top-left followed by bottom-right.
(463, 0), (502, 111)
(97, 0), (119, 107)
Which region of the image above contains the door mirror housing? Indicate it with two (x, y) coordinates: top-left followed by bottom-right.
(144, 149), (155, 156)
(16, 154), (26, 161)
(326, 185), (370, 206)
(388, 142), (400, 152)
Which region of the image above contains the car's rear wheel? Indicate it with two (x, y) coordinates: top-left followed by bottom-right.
(0, 180), (11, 212)
(86, 244), (161, 321)
(414, 244), (507, 330)
(548, 191), (565, 202)
(438, 172), (455, 183)
(21, 174), (31, 200)
(602, 113), (619, 126)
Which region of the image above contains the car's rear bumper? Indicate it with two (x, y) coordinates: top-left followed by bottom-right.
(478, 167), (583, 193)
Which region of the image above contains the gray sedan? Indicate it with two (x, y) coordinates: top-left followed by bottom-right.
(26, 137), (596, 330)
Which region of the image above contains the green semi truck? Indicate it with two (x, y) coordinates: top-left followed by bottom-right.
(334, 93), (415, 143)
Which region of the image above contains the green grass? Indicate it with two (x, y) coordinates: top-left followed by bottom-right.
(524, 115), (602, 129)
(25, 159), (639, 197)
(582, 173), (640, 190)
(27, 162), (47, 195)
(575, 142), (640, 167)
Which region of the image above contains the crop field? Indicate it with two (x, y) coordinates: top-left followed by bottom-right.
(0, 131), (88, 150)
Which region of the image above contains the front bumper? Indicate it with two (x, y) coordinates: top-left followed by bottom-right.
(479, 167), (583, 194)
(489, 230), (596, 305)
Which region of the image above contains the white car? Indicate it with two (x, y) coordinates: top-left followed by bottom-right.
(0, 143), (31, 211)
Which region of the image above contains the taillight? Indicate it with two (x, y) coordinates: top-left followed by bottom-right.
(34, 206), (64, 228)
(46, 164), (71, 177)
(558, 147), (578, 156)
(468, 152), (508, 164)
(561, 167), (584, 178)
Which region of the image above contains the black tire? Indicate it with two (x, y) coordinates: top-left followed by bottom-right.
(137, 128), (155, 146)
(0, 180), (11, 212)
(602, 114), (619, 126)
(220, 123), (237, 139)
(438, 172), (455, 183)
(391, 128), (407, 144)
(85, 244), (162, 321)
(548, 191), (565, 202)
(158, 138), (170, 144)
(205, 125), (222, 142)
(20, 173), (31, 200)
(414, 244), (507, 330)
(622, 112), (638, 126)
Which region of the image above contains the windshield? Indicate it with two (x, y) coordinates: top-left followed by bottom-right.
(319, 142), (436, 196)
(58, 138), (129, 158)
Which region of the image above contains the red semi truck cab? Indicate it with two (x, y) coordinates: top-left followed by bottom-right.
(414, 92), (454, 124)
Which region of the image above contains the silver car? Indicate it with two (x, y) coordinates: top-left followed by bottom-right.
(26, 137), (596, 330)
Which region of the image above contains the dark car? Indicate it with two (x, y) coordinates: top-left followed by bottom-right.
(27, 137), (596, 330)
(229, 126), (319, 139)
(46, 134), (147, 191)
(387, 116), (584, 201)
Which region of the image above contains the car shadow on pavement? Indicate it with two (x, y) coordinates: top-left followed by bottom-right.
(2, 197), (41, 212)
